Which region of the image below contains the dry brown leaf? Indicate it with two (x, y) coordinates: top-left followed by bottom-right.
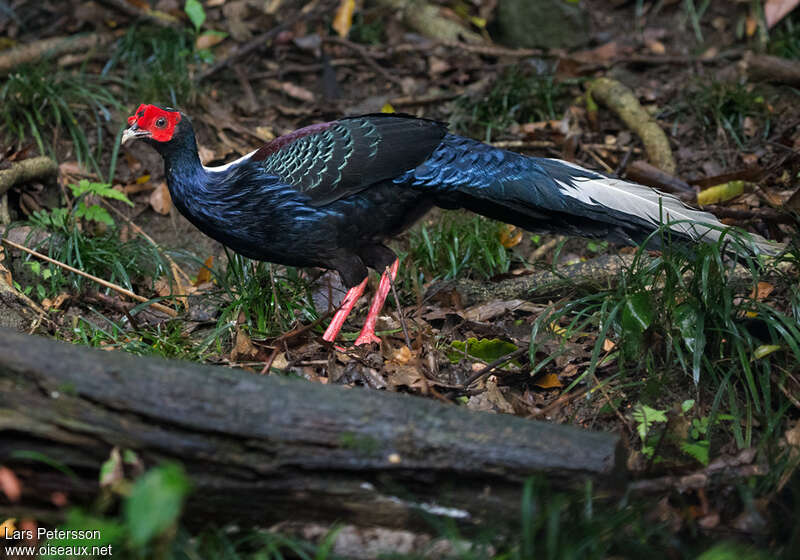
(746, 15), (758, 37)
(751, 281), (775, 301)
(0, 518), (16, 537)
(122, 182), (156, 196)
(171, 262), (190, 310)
(254, 126), (274, 142)
(571, 41), (621, 64)
(385, 363), (427, 391)
(0, 246), (12, 286)
(777, 422), (800, 491)
(499, 224), (522, 248)
(231, 328), (258, 361)
(765, 0), (800, 28)
(533, 373), (562, 389)
(277, 81), (315, 103)
(484, 378), (515, 413)
(428, 56), (451, 75)
(154, 276), (172, 298)
(463, 299), (542, 322)
(645, 39), (666, 55)
(196, 31), (226, 50)
(58, 160), (83, 177)
(332, 0), (356, 38)
(272, 352), (289, 369)
(42, 292), (69, 310)
(0, 466), (22, 502)
(194, 256), (214, 286)
(149, 181), (172, 215)
(390, 344), (413, 365)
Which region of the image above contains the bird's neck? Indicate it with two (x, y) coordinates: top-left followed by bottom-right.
(160, 132), (210, 206)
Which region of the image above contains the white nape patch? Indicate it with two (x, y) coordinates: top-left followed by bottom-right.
(202, 149), (258, 173)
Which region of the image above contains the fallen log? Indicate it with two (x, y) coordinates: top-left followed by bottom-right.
(0, 328), (623, 530)
(0, 156), (58, 196)
(428, 254), (636, 307)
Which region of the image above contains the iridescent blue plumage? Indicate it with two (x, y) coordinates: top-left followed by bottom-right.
(131, 111), (776, 290)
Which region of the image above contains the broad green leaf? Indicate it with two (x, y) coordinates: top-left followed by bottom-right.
(448, 337), (518, 364)
(124, 463), (191, 546)
(754, 344), (781, 359)
(185, 0), (206, 31)
(99, 187), (134, 206)
(622, 292), (653, 334)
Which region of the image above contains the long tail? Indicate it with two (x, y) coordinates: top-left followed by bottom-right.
(406, 134), (780, 255)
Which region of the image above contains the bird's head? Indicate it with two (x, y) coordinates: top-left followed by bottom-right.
(122, 104), (185, 148)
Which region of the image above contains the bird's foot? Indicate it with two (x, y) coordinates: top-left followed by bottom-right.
(354, 330), (382, 346)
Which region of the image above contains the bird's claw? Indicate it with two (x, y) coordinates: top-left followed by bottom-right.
(354, 331), (382, 346)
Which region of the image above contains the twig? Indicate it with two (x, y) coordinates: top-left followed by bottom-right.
(0, 237), (177, 317)
(624, 159), (696, 201)
(84, 291), (139, 329)
(260, 312), (332, 374)
(248, 58), (360, 80)
(97, 0), (179, 26)
(529, 387), (590, 419)
(197, 9), (310, 82)
(323, 36), (405, 88)
(0, 33), (115, 75)
(374, 0), (483, 44)
(99, 199), (193, 300)
(464, 346), (528, 388)
(530, 236), (563, 261)
(584, 147), (614, 174)
(704, 205), (794, 224)
(389, 92), (461, 107)
(391, 40), (546, 58)
(388, 272), (412, 350)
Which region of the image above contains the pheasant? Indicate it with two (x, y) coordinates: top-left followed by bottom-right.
(122, 104), (776, 345)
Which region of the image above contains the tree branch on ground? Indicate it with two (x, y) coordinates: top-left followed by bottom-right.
(0, 34), (115, 75)
(589, 78), (676, 175)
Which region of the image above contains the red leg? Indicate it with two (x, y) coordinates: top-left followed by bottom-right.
(355, 258), (399, 346)
(322, 277), (368, 343)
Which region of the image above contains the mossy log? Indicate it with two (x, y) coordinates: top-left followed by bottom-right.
(589, 78), (676, 175)
(428, 254), (636, 307)
(0, 328), (623, 529)
(0, 157), (58, 196)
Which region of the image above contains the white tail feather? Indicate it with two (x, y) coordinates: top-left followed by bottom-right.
(551, 159), (781, 255)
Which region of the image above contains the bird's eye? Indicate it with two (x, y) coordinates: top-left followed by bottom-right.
(155, 117), (167, 128)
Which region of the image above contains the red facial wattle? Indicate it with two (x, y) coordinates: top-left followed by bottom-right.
(126, 104), (181, 142)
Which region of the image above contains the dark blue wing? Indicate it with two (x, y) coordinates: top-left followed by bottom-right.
(254, 114), (447, 206)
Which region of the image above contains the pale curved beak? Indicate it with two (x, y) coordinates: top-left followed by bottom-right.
(121, 123), (150, 145)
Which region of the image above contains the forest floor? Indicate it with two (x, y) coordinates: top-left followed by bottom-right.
(1, 0), (800, 558)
